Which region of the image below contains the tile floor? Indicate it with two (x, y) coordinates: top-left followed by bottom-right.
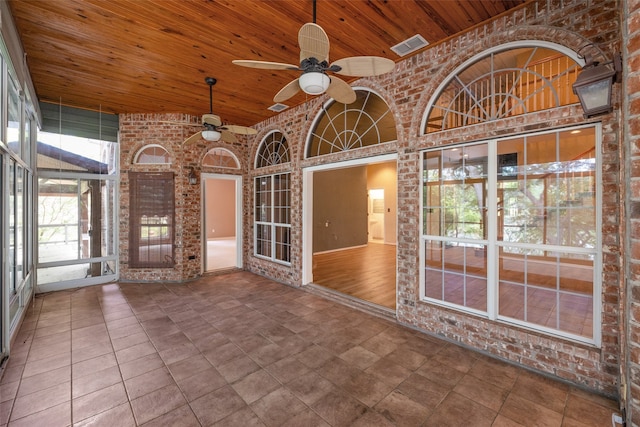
(0, 271), (622, 426)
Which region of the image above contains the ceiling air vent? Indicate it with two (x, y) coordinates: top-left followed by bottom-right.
(268, 103), (289, 112)
(391, 34), (429, 57)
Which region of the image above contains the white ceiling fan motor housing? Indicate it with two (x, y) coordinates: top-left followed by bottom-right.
(300, 72), (330, 95)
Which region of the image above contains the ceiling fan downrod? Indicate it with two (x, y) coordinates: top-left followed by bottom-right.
(312, 0), (316, 23)
(205, 76), (217, 114)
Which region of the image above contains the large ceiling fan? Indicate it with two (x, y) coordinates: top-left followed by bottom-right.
(232, 0), (395, 105)
(184, 77), (257, 144)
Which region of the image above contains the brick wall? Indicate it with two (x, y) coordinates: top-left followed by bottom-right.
(624, 0), (639, 423)
(116, 0), (625, 400)
(119, 113), (248, 282)
(239, 0), (623, 397)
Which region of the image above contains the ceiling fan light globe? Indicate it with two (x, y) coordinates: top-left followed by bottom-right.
(202, 130), (222, 141)
(299, 72), (330, 95)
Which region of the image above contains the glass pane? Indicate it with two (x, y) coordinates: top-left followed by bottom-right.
(274, 173), (290, 225)
(275, 226), (290, 262)
(498, 246), (593, 337)
(424, 267), (443, 300)
(103, 180), (118, 257)
(9, 161), (16, 293)
(38, 132), (117, 173)
(9, 296), (19, 324)
(498, 129), (595, 248)
(137, 221), (172, 265)
(38, 178), (80, 262)
(136, 145), (171, 164)
(257, 132), (289, 167)
(7, 75), (21, 156)
(38, 176), (117, 274)
(423, 151), (441, 182)
(24, 115), (32, 167)
(256, 224), (271, 257)
(255, 176), (272, 222)
(424, 144), (487, 239)
(15, 166), (24, 284)
(426, 46), (580, 133)
(38, 263), (96, 284)
(38, 262), (118, 285)
(424, 239), (487, 312)
(443, 271), (464, 305)
(559, 292), (593, 338)
(307, 90), (396, 157)
(203, 148), (240, 169)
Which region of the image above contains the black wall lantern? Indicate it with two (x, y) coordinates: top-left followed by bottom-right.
(572, 53), (621, 118)
(188, 167), (198, 185)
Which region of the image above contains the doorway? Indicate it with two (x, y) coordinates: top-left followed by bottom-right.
(203, 174), (242, 271)
(302, 154), (398, 310)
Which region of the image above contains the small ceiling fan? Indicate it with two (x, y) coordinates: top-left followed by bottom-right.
(232, 0), (394, 105)
(184, 77), (257, 144)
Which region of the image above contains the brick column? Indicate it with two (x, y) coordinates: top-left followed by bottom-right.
(625, 0), (640, 425)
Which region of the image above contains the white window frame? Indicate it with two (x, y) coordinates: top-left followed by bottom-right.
(133, 144), (171, 165)
(420, 41), (585, 135)
(253, 173), (292, 265)
(419, 124), (602, 346)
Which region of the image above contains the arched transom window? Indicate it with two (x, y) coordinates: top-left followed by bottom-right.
(133, 144), (171, 164)
(203, 147), (240, 169)
(306, 89), (396, 158)
(255, 131), (290, 168)
(424, 44), (581, 134)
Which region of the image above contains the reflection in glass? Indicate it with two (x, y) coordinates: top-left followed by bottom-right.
(422, 126), (597, 341)
(134, 145), (171, 164)
(254, 173), (291, 263)
(497, 247), (593, 338)
(256, 132), (289, 167)
(425, 46), (580, 133)
(424, 240), (487, 312)
(203, 148), (240, 169)
(308, 90), (396, 157)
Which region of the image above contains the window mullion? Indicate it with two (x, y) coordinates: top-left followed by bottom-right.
(270, 175), (277, 259)
(486, 140), (498, 320)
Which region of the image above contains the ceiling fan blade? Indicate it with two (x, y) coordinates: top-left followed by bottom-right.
(183, 131), (203, 145)
(232, 60), (299, 70)
(221, 130), (238, 143)
(274, 78), (301, 103)
(330, 56), (395, 77)
(202, 114), (222, 127)
(299, 23), (329, 63)
(221, 124), (258, 135)
(326, 76), (356, 104)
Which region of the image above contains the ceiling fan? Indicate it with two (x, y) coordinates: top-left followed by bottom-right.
(184, 77), (257, 144)
(232, 0), (394, 105)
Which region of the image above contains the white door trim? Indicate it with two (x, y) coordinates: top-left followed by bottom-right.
(201, 173), (243, 272)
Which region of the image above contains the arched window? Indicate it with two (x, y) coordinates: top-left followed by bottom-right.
(255, 131), (290, 168)
(423, 44), (581, 133)
(202, 147), (240, 169)
(133, 144), (171, 164)
(306, 89), (396, 158)
(254, 131), (291, 264)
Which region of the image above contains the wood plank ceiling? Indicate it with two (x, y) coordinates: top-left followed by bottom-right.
(9, 0), (527, 128)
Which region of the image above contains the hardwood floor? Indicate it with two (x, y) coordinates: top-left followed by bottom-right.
(312, 242), (397, 310)
(312, 242), (591, 338)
